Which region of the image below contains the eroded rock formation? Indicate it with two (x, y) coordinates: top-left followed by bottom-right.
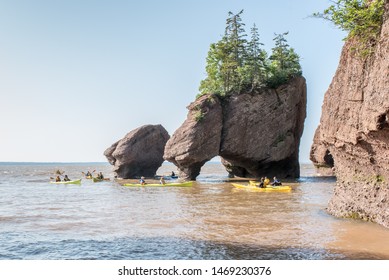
(310, 125), (335, 176)
(164, 76), (307, 180)
(310, 1), (389, 227)
(104, 124), (169, 179)
(163, 95), (223, 179)
(220, 77), (306, 179)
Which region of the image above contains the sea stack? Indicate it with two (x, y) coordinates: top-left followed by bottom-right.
(310, 1), (389, 227)
(104, 124), (170, 179)
(164, 76), (307, 180)
(163, 95), (223, 180)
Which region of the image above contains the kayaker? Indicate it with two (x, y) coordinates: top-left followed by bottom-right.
(55, 176), (61, 182)
(159, 177), (166, 185)
(171, 171), (175, 177)
(258, 177), (265, 188)
(140, 176), (146, 185)
(271, 177), (282, 186)
(97, 172), (104, 180)
(86, 171), (92, 177)
(264, 177), (270, 187)
(63, 175), (71, 182)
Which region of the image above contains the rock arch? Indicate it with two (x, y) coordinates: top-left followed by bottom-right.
(164, 77), (307, 180)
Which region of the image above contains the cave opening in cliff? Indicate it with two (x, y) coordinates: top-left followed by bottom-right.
(324, 150), (334, 167)
(376, 113), (388, 130)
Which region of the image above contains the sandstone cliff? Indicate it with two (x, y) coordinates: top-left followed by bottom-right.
(163, 95), (223, 180)
(310, 124), (335, 176)
(104, 124), (169, 179)
(164, 76), (307, 180)
(311, 1), (389, 227)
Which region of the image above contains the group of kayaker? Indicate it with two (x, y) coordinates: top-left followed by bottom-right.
(139, 171), (176, 185)
(139, 176), (165, 185)
(84, 170), (104, 179)
(139, 176), (166, 185)
(53, 170), (105, 182)
(258, 176), (282, 188)
(159, 171), (177, 184)
(55, 174), (71, 182)
(96, 172), (104, 180)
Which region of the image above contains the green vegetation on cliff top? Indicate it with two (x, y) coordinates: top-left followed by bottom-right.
(313, 0), (385, 57)
(198, 10), (302, 98)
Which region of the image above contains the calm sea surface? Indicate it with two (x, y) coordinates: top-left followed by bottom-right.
(1, 162), (388, 260)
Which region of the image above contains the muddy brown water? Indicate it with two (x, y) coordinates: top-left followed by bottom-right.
(0, 162), (388, 259)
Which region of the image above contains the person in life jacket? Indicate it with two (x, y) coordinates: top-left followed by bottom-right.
(271, 177), (282, 186)
(97, 172), (104, 179)
(258, 177), (265, 188)
(140, 176), (146, 185)
(264, 177), (270, 187)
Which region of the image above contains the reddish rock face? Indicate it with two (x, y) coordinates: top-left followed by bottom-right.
(104, 124), (169, 179)
(311, 1), (389, 227)
(220, 77), (306, 179)
(164, 76), (307, 180)
(163, 95), (223, 180)
(310, 125), (335, 176)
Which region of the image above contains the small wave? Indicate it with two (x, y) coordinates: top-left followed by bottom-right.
(298, 176), (336, 183)
(0, 216), (18, 222)
(0, 235), (372, 260)
(25, 179), (48, 183)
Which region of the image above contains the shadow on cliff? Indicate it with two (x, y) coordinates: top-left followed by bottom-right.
(3, 235), (387, 260)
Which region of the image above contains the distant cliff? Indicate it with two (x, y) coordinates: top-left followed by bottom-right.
(164, 76), (307, 180)
(310, 1), (389, 227)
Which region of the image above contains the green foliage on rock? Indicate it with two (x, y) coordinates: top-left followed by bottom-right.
(194, 110), (205, 122)
(199, 10), (302, 98)
(266, 32), (302, 88)
(313, 0), (385, 57)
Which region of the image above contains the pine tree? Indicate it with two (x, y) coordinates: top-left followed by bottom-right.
(266, 32), (302, 88)
(199, 42), (225, 96)
(245, 24), (267, 90)
(198, 11), (302, 96)
(225, 10), (247, 64)
(223, 10), (247, 94)
(270, 32), (289, 71)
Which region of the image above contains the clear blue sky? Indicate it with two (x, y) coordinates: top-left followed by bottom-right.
(0, 0), (345, 163)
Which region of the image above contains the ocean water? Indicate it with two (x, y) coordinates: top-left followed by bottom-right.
(0, 162), (389, 260)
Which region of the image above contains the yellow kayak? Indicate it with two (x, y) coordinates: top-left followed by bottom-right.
(123, 181), (193, 187)
(249, 180), (259, 186)
(50, 179), (82, 185)
(232, 183), (291, 192)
